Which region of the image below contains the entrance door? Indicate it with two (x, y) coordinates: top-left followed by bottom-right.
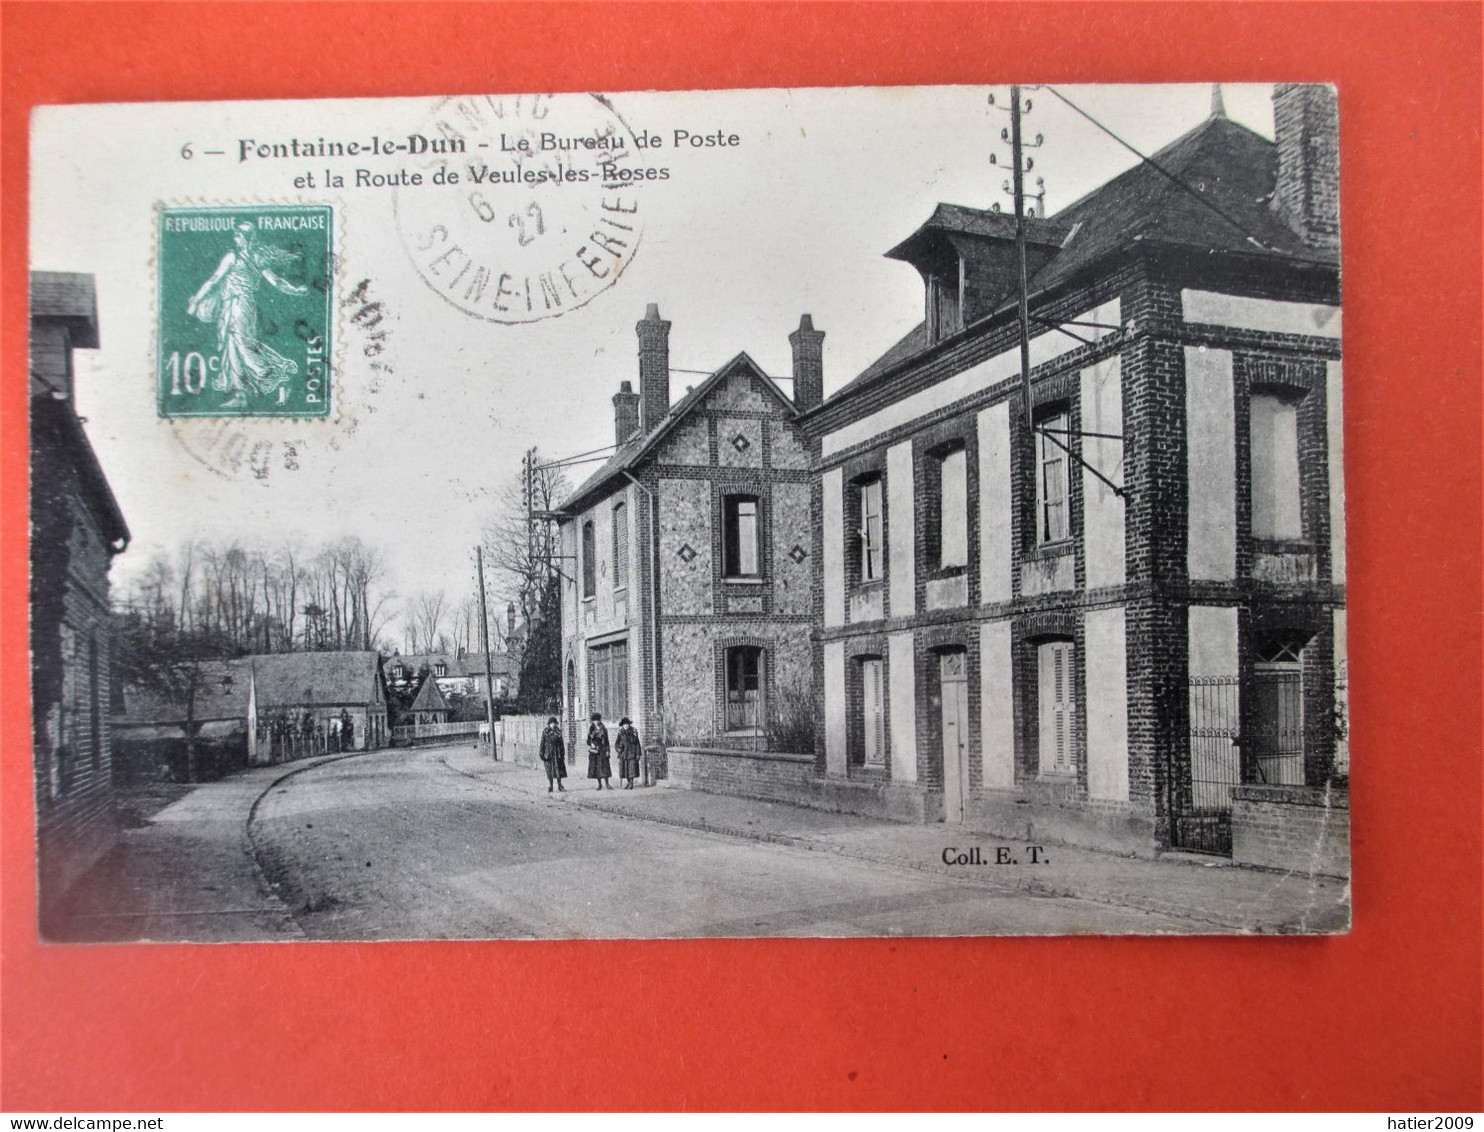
(1252, 643), (1305, 786)
(939, 651), (969, 824)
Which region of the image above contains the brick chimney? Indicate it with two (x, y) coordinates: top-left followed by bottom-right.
(789, 314), (825, 412)
(1271, 83), (1340, 250)
(612, 379), (640, 444)
(637, 303), (671, 431)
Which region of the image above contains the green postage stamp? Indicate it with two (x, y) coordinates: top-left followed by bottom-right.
(157, 205), (333, 418)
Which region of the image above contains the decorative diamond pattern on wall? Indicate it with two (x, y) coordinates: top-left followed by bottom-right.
(730, 433), (751, 453)
(677, 543), (697, 563)
(788, 543), (808, 564)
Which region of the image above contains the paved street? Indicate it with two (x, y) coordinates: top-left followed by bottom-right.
(52, 740), (1347, 942)
(250, 745), (1187, 938)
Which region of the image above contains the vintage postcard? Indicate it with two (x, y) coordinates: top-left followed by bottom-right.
(28, 84), (1348, 942)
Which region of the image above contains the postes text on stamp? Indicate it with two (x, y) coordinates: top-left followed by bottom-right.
(157, 205), (333, 418)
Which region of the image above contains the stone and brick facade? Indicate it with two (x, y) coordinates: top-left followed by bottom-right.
(30, 272), (131, 931)
(558, 306), (818, 770)
(797, 87), (1347, 862)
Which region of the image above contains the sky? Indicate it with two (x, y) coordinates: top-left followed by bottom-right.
(31, 83), (1277, 646)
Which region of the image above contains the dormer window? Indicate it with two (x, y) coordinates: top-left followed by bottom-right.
(435, 662), (446, 677)
(925, 265), (963, 343)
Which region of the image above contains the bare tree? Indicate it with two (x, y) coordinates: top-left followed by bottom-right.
(410, 589), (447, 654)
(117, 533), (397, 657)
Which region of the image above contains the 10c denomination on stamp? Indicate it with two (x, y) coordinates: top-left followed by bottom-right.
(157, 205), (334, 418)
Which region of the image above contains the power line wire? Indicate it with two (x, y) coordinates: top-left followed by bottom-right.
(1043, 85), (1289, 257)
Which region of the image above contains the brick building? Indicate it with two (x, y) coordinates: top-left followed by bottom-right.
(796, 86), (1346, 864)
(30, 272), (131, 928)
(557, 305), (818, 767)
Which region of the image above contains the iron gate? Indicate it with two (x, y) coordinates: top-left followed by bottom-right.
(1174, 675), (1242, 855)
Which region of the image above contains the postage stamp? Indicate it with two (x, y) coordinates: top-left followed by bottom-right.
(157, 205), (333, 418)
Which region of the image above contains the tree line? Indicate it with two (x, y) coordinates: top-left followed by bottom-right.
(119, 536), (395, 655)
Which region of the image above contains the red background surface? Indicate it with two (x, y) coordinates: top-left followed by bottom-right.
(2, 2), (1480, 1113)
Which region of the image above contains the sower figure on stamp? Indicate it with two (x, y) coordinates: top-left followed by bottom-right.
(539, 716), (567, 793)
(586, 712), (612, 790)
(187, 221), (308, 409)
(615, 717), (642, 789)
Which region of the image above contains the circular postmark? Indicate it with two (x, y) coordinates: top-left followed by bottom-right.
(393, 93), (647, 324)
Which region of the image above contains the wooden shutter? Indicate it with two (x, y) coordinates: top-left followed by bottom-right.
(1038, 641), (1074, 775)
(862, 658), (884, 766)
(613, 503), (628, 590)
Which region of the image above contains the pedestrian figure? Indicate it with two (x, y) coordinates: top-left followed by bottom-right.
(339, 708), (354, 751)
(539, 716), (567, 793)
(586, 713), (612, 789)
(615, 717), (642, 789)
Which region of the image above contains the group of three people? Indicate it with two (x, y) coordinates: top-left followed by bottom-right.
(538, 714), (642, 792)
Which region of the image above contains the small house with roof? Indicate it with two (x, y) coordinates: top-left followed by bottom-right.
(557, 305), (820, 768)
(796, 85), (1346, 872)
(115, 650), (390, 771)
(245, 651), (389, 757)
(404, 671), (453, 726)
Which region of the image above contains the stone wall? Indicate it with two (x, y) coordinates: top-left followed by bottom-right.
(1231, 783), (1350, 877)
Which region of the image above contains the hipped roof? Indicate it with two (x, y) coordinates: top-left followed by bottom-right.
(408, 673), (452, 714)
(845, 113), (1338, 394)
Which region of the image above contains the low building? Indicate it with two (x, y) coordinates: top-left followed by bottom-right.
(557, 306), (819, 767)
(404, 672), (453, 726)
(114, 651), (390, 771)
(30, 272), (131, 928)
(796, 86), (1345, 864)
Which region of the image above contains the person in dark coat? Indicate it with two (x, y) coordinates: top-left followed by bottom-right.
(615, 717), (642, 789)
(538, 716), (566, 792)
(586, 713), (612, 789)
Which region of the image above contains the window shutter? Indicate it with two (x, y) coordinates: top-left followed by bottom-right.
(862, 658), (884, 766)
(613, 503), (628, 589)
(1038, 640), (1075, 775)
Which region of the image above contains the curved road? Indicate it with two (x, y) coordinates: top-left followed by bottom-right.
(249, 745), (1183, 939)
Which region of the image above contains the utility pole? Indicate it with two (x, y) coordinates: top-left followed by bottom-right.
(475, 545), (498, 759)
(1010, 83), (1035, 438)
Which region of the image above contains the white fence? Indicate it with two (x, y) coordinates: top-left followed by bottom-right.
(392, 719), (485, 746)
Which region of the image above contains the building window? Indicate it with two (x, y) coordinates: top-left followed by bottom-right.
(1036, 410), (1071, 545)
(434, 662), (446, 677)
(724, 645), (763, 732)
(1250, 390), (1303, 541)
(858, 478), (884, 582)
(612, 502), (629, 590)
(589, 641), (629, 721)
(723, 494), (760, 578)
(860, 656), (885, 768)
(581, 520), (596, 598)
(928, 445), (968, 570)
(1036, 639), (1075, 776)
